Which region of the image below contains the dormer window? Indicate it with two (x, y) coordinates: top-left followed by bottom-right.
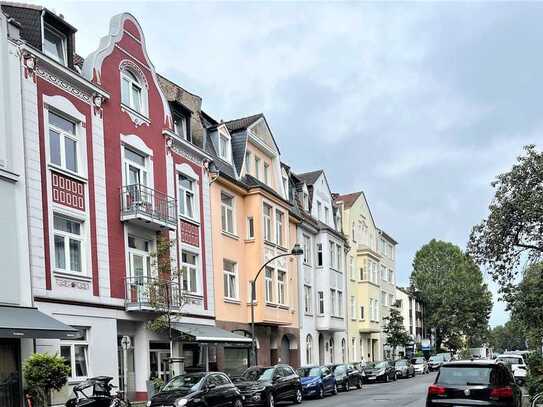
(121, 70), (144, 114)
(43, 24), (67, 65)
(219, 132), (230, 161)
(174, 115), (190, 141)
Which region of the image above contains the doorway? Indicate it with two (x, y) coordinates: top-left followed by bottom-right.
(279, 335), (290, 364)
(149, 343), (170, 383)
(318, 334), (324, 365)
(0, 339), (21, 407)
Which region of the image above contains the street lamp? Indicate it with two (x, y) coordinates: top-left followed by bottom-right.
(250, 243), (304, 365)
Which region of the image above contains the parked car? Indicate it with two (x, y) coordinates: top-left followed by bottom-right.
(495, 354), (528, 385)
(147, 372), (243, 407)
(395, 359), (415, 379)
(428, 355), (444, 372)
(232, 365), (302, 407)
(426, 360), (522, 407)
(327, 364), (364, 391)
(296, 366), (337, 399)
(411, 357), (429, 375)
(364, 361), (397, 383)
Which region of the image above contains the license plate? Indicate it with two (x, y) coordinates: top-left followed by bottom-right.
(368, 376), (376, 380)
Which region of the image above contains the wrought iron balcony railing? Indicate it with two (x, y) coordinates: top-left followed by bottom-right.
(125, 276), (185, 312)
(120, 184), (177, 230)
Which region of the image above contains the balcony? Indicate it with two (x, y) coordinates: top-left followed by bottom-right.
(125, 276), (184, 312)
(120, 184), (177, 230)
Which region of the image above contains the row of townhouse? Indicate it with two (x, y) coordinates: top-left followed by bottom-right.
(0, 4), (416, 406)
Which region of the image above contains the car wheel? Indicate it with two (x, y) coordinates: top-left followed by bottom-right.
(333, 383), (338, 395)
(356, 378), (362, 389)
(385, 374), (389, 383)
(293, 388), (303, 404)
(319, 385), (325, 399)
(344, 381), (350, 392)
(233, 399), (243, 407)
(267, 393), (275, 407)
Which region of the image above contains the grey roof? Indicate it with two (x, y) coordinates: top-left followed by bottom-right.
(0, 305), (78, 339)
(297, 170), (323, 186)
(231, 132), (247, 175)
(1, 3), (42, 49)
(224, 113), (263, 133)
(171, 322), (252, 343)
(205, 138), (237, 180)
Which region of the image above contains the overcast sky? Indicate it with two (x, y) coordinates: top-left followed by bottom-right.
(38, 1), (543, 326)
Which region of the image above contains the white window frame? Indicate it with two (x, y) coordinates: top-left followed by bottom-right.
(316, 243), (323, 267)
(275, 209), (284, 246)
(318, 291), (324, 314)
(47, 109), (80, 175)
(304, 285), (312, 314)
(174, 115), (189, 141)
(306, 335), (313, 365)
(265, 267), (274, 303)
(180, 250), (199, 294)
(53, 213), (85, 275)
(263, 203), (273, 242)
(350, 296), (356, 320)
(254, 156), (261, 180)
(43, 24), (67, 65)
(60, 328), (89, 381)
(338, 291), (343, 317)
(223, 259), (238, 300)
(317, 201), (322, 220)
(178, 173), (196, 221)
(218, 132), (231, 161)
(246, 216), (255, 240)
(330, 289), (337, 316)
(121, 69), (146, 116)
(303, 235), (312, 265)
(329, 241), (336, 269)
(336, 243), (342, 272)
(277, 269), (286, 305)
(221, 192), (235, 235)
(245, 151), (252, 175)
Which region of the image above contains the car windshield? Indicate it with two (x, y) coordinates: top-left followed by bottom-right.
(497, 357), (523, 365)
(162, 374), (205, 392)
(437, 366), (492, 386)
(412, 358), (425, 364)
(429, 356), (443, 362)
(240, 368), (266, 381)
(396, 361), (407, 367)
(256, 368), (275, 381)
(368, 362), (387, 369)
(334, 365), (346, 374)
(297, 367), (321, 377)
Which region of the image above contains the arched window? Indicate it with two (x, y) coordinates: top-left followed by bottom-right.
(329, 338), (334, 364)
(121, 69), (144, 114)
(306, 335), (313, 365)
(341, 339), (346, 363)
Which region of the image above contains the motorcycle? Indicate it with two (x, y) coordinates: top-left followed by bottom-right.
(65, 376), (130, 407)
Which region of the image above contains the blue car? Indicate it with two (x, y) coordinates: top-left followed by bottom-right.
(296, 366), (337, 399)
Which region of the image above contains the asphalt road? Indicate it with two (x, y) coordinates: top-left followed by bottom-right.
(297, 372), (437, 407)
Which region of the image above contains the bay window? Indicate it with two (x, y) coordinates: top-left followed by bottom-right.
(303, 235), (311, 265)
(316, 243), (323, 266)
(48, 110), (78, 173)
(304, 285), (312, 313)
(53, 214), (83, 274)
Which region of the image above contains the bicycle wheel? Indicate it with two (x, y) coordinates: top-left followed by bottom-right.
(531, 393), (543, 407)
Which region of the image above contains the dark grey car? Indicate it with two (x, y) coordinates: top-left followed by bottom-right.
(395, 359), (415, 379)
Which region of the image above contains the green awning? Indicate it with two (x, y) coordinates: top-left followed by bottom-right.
(0, 305), (78, 339)
(171, 323), (252, 344)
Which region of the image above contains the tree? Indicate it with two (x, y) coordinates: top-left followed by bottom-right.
(488, 319), (527, 354)
(383, 307), (410, 358)
(23, 353), (70, 406)
(506, 262), (543, 346)
(410, 239), (492, 352)
(145, 235), (188, 376)
(468, 145), (543, 294)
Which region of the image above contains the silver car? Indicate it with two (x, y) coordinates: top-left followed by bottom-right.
(410, 357), (429, 374)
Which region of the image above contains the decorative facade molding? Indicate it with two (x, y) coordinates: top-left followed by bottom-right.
(35, 65), (92, 104)
(56, 277), (91, 290)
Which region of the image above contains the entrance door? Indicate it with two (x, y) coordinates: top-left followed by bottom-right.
(279, 336), (290, 364)
(318, 334), (324, 365)
(0, 339), (21, 407)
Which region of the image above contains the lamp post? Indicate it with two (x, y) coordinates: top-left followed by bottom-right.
(250, 243), (304, 366)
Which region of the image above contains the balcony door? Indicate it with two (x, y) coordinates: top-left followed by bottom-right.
(127, 236), (152, 304)
(123, 148), (149, 210)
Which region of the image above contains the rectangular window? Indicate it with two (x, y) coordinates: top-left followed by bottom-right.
(350, 296), (356, 319)
(381, 264), (387, 281)
(350, 256), (355, 279)
(219, 134), (230, 160)
(255, 157), (261, 180)
(48, 110), (78, 173)
(277, 270), (286, 305)
(360, 305), (365, 320)
(181, 251), (198, 293)
(338, 291), (343, 317)
(264, 163), (270, 185)
(317, 201), (322, 220)
(388, 268), (394, 284)
(324, 207), (329, 224)
(336, 244), (342, 272)
(263, 203), (273, 242)
(329, 241), (336, 269)
(275, 210), (283, 246)
(246, 217), (254, 239)
(318, 291), (324, 314)
(223, 260), (237, 300)
(330, 289), (337, 316)
(221, 193), (234, 234)
(245, 151), (251, 175)
(265, 267), (274, 303)
(174, 115), (189, 141)
(303, 235), (311, 265)
(389, 294), (394, 307)
(54, 214), (83, 273)
(178, 174), (195, 220)
(304, 285), (312, 313)
(60, 327), (88, 380)
(381, 291), (387, 306)
(43, 24), (66, 65)
(317, 243), (323, 266)
(303, 193), (309, 210)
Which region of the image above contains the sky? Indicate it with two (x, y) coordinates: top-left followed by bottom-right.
(36, 0), (543, 326)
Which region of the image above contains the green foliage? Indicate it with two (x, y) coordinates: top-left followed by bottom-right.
(507, 263), (543, 346)
(458, 348), (473, 360)
(526, 352), (543, 397)
(488, 319), (527, 354)
(410, 239), (492, 352)
(23, 353), (70, 405)
(383, 307), (411, 357)
(468, 145), (543, 294)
